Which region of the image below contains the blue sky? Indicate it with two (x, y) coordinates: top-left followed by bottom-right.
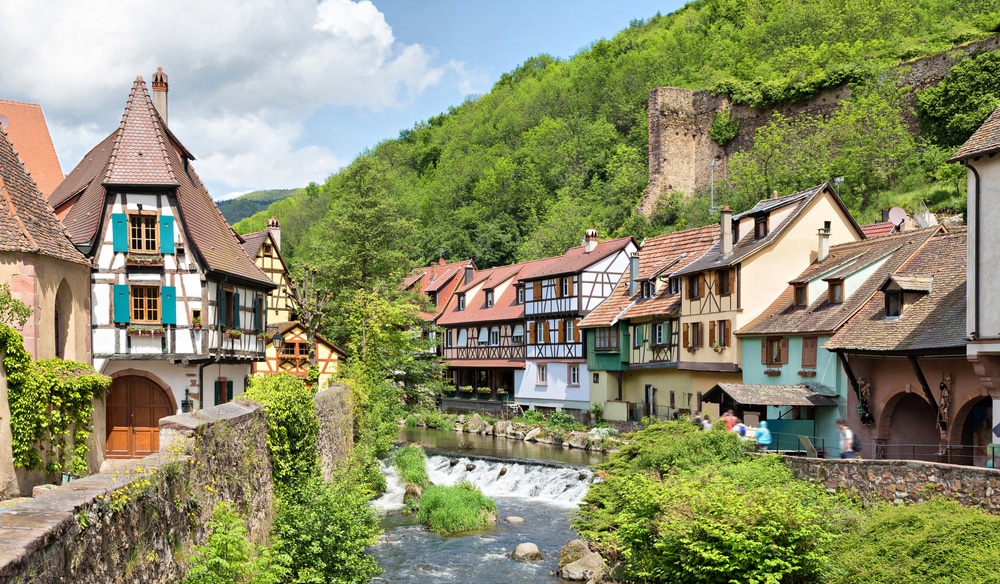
(0, 0), (686, 199)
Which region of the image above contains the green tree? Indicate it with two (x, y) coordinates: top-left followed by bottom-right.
(0, 283), (32, 329)
(242, 373), (319, 490)
(918, 51), (1000, 148)
(184, 501), (289, 584)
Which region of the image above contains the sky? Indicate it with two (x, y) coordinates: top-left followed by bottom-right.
(0, 0), (687, 200)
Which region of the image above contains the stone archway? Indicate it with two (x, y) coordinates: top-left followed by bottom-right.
(952, 395), (993, 467)
(106, 372), (176, 459)
(877, 390), (939, 461)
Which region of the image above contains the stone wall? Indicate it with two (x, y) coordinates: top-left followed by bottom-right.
(641, 34), (1000, 215)
(315, 384), (354, 480)
(784, 456), (1000, 511)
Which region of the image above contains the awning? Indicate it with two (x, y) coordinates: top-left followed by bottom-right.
(703, 383), (837, 407)
(445, 359), (526, 369)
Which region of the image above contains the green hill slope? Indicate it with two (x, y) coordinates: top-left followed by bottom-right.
(219, 189), (297, 225)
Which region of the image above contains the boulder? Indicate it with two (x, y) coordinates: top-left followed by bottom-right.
(484, 423), (494, 436)
(449, 458), (460, 467)
(466, 463), (477, 471)
(465, 413), (485, 433)
(498, 467), (507, 477)
(403, 483), (422, 507)
(511, 542), (543, 562)
(524, 427), (542, 442)
(535, 433), (553, 445)
(557, 553), (606, 582)
(495, 420), (510, 435)
(505, 516), (525, 524)
(454, 422), (464, 433)
(558, 539), (591, 567)
(566, 432), (589, 450)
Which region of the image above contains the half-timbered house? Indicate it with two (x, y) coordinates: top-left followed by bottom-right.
(579, 225), (718, 422)
(670, 185), (865, 412)
(403, 256), (475, 352)
(516, 230), (637, 414)
(48, 73), (275, 459)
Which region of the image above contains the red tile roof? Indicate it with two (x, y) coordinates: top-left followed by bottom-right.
(0, 124), (88, 264)
(861, 221), (897, 238)
(950, 106), (1000, 162)
(49, 77), (273, 288)
(0, 100), (64, 199)
(404, 258), (475, 320)
(520, 236), (637, 281)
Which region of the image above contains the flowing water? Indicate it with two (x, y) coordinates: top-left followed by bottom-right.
(368, 428), (605, 583)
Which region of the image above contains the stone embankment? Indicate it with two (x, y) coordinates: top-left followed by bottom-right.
(452, 414), (618, 452)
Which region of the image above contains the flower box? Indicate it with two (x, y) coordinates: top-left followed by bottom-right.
(797, 370), (817, 377)
(126, 254), (164, 267)
(763, 368), (782, 376)
(476, 387), (492, 394)
(224, 329), (243, 339)
(458, 386), (474, 394)
(128, 325), (165, 336)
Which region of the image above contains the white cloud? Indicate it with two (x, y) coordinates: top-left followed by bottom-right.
(0, 0), (450, 193)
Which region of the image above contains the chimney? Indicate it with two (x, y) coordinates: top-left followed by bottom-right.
(772, 190), (779, 199)
(439, 248), (447, 265)
(720, 205), (733, 256)
(817, 220), (831, 261)
(464, 264), (474, 285)
(628, 253), (640, 296)
(267, 216), (281, 251)
(151, 67), (168, 125)
(584, 227), (599, 253)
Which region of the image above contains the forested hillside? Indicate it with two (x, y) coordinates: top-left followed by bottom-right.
(235, 0), (1000, 275)
(218, 188), (297, 224)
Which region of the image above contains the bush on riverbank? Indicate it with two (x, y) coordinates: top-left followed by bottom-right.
(404, 407), (459, 430)
(417, 480), (498, 534)
(391, 444), (429, 488)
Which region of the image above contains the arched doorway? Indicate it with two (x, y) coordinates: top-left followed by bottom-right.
(885, 392), (939, 461)
(106, 375), (174, 459)
(958, 397), (993, 467)
(54, 279), (72, 360)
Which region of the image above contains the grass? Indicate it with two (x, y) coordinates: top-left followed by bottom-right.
(391, 445), (429, 488)
(417, 481), (498, 535)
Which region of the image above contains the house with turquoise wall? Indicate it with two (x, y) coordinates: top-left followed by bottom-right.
(733, 226), (942, 453)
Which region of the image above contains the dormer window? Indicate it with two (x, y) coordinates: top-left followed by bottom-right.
(262, 241), (273, 256)
(794, 285), (808, 308)
(885, 290), (903, 317)
(754, 216), (768, 240)
(516, 287), (524, 305)
(828, 280), (844, 304)
(427, 291), (437, 306)
(641, 280), (655, 299)
(717, 269), (731, 296)
(457, 294), (465, 311)
(687, 275), (701, 299)
(668, 277), (680, 295)
(732, 222), (739, 244)
(485, 290), (494, 308)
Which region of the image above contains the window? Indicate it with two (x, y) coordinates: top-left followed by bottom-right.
(653, 322), (665, 345)
(569, 365), (580, 386)
(485, 291), (494, 308)
(716, 319), (730, 347)
(535, 321), (545, 344)
(717, 270), (731, 296)
(457, 294), (465, 311)
(561, 277), (570, 297)
(633, 324), (645, 348)
(732, 223), (740, 244)
(885, 291), (903, 317)
(691, 322), (703, 348)
(537, 364), (548, 384)
(478, 327), (489, 345)
(445, 329), (453, 348)
(794, 285), (808, 308)
(593, 372), (600, 384)
(669, 390), (676, 409)
(262, 241), (273, 256)
(512, 324), (524, 345)
(131, 286), (160, 322)
(642, 280), (656, 299)
(221, 289), (237, 328)
(427, 291), (437, 306)
(565, 320), (575, 344)
(489, 327), (500, 346)
(129, 213), (159, 253)
(764, 337), (789, 365)
(687, 275), (701, 299)
(517, 287), (524, 304)
(754, 216), (768, 239)
(668, 277), (680, 295)
(595, 327), (618, 351)
(801, 337), (817, 368)
(828, 280), (844, 304)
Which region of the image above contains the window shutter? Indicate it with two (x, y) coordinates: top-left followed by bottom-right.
(725, 320), (732, 348)
(227, 380), (234, 401)
(253, 297), (262, 331)
(543, 321), (550, 343)
(730, 268), (737, 295)
(217, 287), (226, 326)
(159, 216), (174, 254)
(683, 323), (689, 348)
(533, 281), (541, 300)
(761, 340), (768, 364)
(233, 292), (240, 329)
(556, 279), (562, 298)
(214, 381), (220, 405)
(113, 284), (130, 323)
(700, 274), (707, 298)
(558, 320), (565, 343)
(574, 319), (581, 343)
(709, 321), (716, 346)
(161, 286), (176, 324)
(528, 322), (535, 344)
(802, 337), (817, 368)
(569, 276), (575, 296)
(780, 338), (789, 364)
(112, 213), (128, 253)
(713, 273), (719, 295)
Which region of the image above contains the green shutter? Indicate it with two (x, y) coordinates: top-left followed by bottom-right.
(233, 292), (240, 329)
(112, 213), (128, 252)
(161, 286), (176, 324)
(214, 381), (220, 405)
(227, 380), (234, 401)
(218, 287), (225, 326)
(159, 216), (174, 254)
(252, 297), (261, 332)
(113, 285), (130, 323)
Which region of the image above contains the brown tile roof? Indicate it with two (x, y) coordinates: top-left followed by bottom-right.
(579, 225), (719, 328)
(674, 183), (864, 277)
(520, 236), (637, 281)
(436, 260), (543, 326)
(739, 228), (940, 337)
(0, 100), (64, 199)
(825, 230), (967, 352)
(404, 258), (475, 320)
(240, 230), (268, 259)
(49, 77), (273, 288)
(861, 221), (897, 238)
(950, 106), (1000, 162)
(0, 124), (88, 264)
(704, 383), (837, 407)
(887, 275), (933, 292)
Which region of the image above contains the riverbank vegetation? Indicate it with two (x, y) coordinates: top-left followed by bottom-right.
(391, 444), (430, 489)
(574, 419), (1000, 583)
(418, 481), (498, 535)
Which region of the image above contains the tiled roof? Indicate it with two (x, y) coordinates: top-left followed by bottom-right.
(0, 100), (64, 199)
(704, 383), (837, 407)
(0, 124), (88, 265)
(49, 76), (273, 288)
(240, 230), (268, 259)
(740, 228), (940, 337)
(519, 236), (636, 281)
(825, 230), (967, 352)
(579, 225), (719, 328)
(674, 183), (863, 276)
(887, 275), (933, 292)
(404, 258), (474, 320)
(861, 221), (897, 238)
(950, 106), (1000, 162)
(436, 260), (546, 326)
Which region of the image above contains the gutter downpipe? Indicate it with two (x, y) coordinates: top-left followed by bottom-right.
(967, 161), (981, 338)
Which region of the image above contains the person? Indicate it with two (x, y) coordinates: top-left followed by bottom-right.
(755, 421), (772, 452)
(702, 413), (713, 431)
(732, 418), (747, 438)
(692, 411), (703, 429)
(722, 409), (738, 432)
(836, 418), (856, 459)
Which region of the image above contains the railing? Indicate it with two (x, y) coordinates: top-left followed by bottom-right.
(443, 345), (526, 360)
(756, 432), (998, 467)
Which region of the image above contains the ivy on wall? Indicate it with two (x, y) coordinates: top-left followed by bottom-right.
(0, 324), (111, 476)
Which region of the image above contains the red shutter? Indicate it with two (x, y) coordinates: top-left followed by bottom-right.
(683, 323), (689, 348)
(709, 321), (716, 346)
(574, 319), (581, 343)
(780, 338), (789, 364)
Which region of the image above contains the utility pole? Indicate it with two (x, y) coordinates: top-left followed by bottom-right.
(709, 158), (721, 215)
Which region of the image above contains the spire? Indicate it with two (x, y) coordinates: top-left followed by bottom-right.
(104, 76), (177, 186)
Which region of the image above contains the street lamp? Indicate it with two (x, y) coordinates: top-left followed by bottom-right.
(271, 331), (285, 354)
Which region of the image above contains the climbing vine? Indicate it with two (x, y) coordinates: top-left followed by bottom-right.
(709, 107), (740, 147)
(1, 324), (111, 476)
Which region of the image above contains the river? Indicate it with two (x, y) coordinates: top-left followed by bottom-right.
(368, 427), (606, 583)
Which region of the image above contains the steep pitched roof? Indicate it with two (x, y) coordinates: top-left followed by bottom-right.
(519, 236), (636, 281)
(0, 124), (88, 264)
(436, 259), (547, 326)
(739, 228), (940, 337)
(825, 230), (967, 353)
(0, 100), (64, 199)
(674, 183), (864, 276)
(949, 106), (1000, 162)
(240, 230), (268, 259)
(403, 258), (475, 320)
(861, 221), (897, 238)
(579, 225), (719, 328)
(49, 76), (272, 288)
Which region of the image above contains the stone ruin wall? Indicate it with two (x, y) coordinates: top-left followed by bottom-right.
(641, 34), (1000, 216)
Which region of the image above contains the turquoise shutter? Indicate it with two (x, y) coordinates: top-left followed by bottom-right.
(112, 213), (128, 252)
(252, 297), (261, 331)
(233, 292), (240, 329)
(218, 287), (225, 326)
(214, 381), (220, 405)
(227, 380), (234, 401)
(159, 216), (174, 254)
(113, 285), (130, 323)
(161, 286), (176, 324)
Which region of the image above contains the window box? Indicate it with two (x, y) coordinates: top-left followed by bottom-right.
(477, 387), (492, 394)
(126, 254), (164, 267)
(224, 329), (243, 339)
(798, 370), (817, 377)
(764, 368), (782, 376)
(257, 333), (269, 341)
(191, 318), (202, 330)
(127, 325), (165, 336)
(712, 343), (725, 353)
(458, 385), (474, 394)
(687, 346), (698, 353)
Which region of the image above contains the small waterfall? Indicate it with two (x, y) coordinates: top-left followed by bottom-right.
(370, 461), (407, 512)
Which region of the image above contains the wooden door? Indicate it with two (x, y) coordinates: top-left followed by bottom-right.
(106, 376), (174, 459)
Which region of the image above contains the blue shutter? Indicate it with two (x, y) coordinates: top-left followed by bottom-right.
(161, 286), (176, 324)
(112, 213), (128, 253)
(217, 287), (225, 327)
(227, 380), (234, 401)
(159, 216), (174, 254)
(113, 285), (130, 323)
(233, 292), (240, 330)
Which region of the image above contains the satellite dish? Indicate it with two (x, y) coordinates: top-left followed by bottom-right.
(888, 207), (907, 227)
(0, 115), (8, 130)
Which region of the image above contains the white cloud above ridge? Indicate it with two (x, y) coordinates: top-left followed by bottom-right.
(0, 0), (451, 194)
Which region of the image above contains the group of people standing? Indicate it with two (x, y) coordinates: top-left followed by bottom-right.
(691, 411), (859, 458)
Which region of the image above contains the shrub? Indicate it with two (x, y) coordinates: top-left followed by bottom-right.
(391, 445), (429, 488)
(417, 481), (498, 534)
(515, 409), (545, 425)
(242, 374), (319, 490)
(183, 501), (289, 584)
(547, 410), (583, 431)
(709, 107), (740, 147)
(605, 419), (752, 476)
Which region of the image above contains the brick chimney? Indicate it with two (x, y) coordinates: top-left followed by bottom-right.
(720, 205), (733, 256)
(584, 227), (599, 253)
(152, 67), (168, 125)
(267, 216), (281, 251)
(817, 220), (831, 261)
